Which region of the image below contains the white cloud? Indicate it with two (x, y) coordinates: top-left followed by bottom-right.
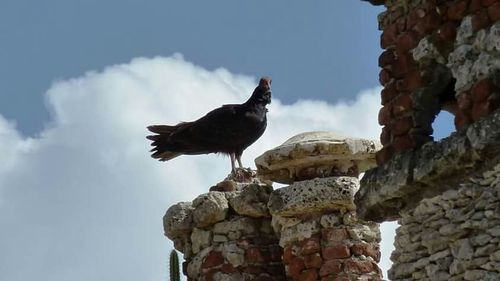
(0, 54), (393, 280)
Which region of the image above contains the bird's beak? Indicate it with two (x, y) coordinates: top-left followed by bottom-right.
(266, 91), (272, 104)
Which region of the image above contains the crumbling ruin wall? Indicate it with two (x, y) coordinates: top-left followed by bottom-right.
(389, 164), (500, 280)
(369, 0), (500, 164)
(357, 0), (500, 280)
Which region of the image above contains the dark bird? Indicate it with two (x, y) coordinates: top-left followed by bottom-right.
(147, 77), (272, 172)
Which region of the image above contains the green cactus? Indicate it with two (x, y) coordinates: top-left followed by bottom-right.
(169, 249), (181, 281)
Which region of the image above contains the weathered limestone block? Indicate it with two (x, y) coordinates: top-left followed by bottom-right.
(228, 183), (272, 217)
(163, 201), (194, 239)
(259, 131), (382, 280)
(163, 173), (286, 281)
(268, 176), (357, 217)
(255, 131), (380, 184)
(192, 191), (229, 228)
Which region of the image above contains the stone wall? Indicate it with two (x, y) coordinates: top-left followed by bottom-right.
(374, 0), (500, 164)
(269, 178), (382, 281)
(389, 163), (500, 281)
(163, 177), (286, 281)
(163, 132), (383, 281)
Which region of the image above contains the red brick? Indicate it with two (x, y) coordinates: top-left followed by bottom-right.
(397, 70), (423, 91)
(283, 246), (295, 264)
(396, 31), (419, 53)
(287, 257), (305, 277)
(393, 135), (417, 153)
(378, 105), (392, 126)
(379, 68), (392, 86)
(469, 0), (483, 12)
(378, 50), (396, 67)
(304, 253), (323, 269)
(457, 92), (473, 110)
(447, 0), (469, 20)
(344, 259), (377, 274)
(472, 9), (491, 31)
(351, 243), (382, 263)
(322, 245), (351, 260)
(381, 81), (398, 105)
(471, 79), (495, 102)
(376, 145), (394, 165)
(301, 237), (321, 255)
(391, 53), (416, 78)
(246, 247), (265, 264)
(414, 10), (442, 37)
(487, 3), (500, 21)
(322, 228), (349, 244)
(455, 110), (473, 129)
(202, 251), (224, 268)
(482, 0), (498, 7)
(472, 98), (499, 121)
(393, 116), (414, 136)
(298, 269), (318, 281)
(407, 8), (427, 29)
(435, 22), (457, 42)
(392, 93), (413, 116)
(381, 24), (398, 49)
(319, 259), (342, 277)
(380, 126), (392, 146)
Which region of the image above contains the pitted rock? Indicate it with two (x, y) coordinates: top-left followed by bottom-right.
(255, 131), (380, 184)
(163, 202), (194, 239)
(268, 176), (357, 217)
(228, 183), (272, 217)
(192, 192), (229, 228)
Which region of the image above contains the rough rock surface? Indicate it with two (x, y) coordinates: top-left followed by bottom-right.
(255, 131), (380, 184)
(357, 109), (500, 222)
(228, 183), (272, 217)
(192, 192), (229, 228)
(162, 173), (285, 280)
(268, 177), (358, 217)
(389, 164), (500, 281)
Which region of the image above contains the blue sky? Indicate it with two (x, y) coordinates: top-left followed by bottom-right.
(1, 0), (384, 136)
(0, 1), (455, 281)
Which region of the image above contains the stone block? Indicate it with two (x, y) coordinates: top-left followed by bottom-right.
(192, 191), (229, 228)
(268, 177), (357, 217)
(228, 184), (272, 217)
(163, 201), (194, 239)
(255, 132), (380, 184)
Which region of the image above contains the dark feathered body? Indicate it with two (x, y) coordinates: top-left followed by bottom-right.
(147, 77), (272, 170)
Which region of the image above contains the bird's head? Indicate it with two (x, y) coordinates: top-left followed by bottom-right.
(253, 76), (272, 105)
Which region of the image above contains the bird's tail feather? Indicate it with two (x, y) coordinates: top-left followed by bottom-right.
(147, 125), (177, 134)
(147, 124), (184, 161)
(151, 151), (181, 161)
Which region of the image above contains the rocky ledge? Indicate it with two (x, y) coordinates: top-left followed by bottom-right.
(356, 109), (500, 222)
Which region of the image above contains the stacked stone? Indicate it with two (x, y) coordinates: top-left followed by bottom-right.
(163, 175), (286, 281)
(256, 132), (383, 281)
(389, 163), (500, 281)
(375, 0), (500, 165)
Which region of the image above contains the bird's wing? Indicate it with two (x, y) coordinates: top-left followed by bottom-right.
(167, 105), (244, 153)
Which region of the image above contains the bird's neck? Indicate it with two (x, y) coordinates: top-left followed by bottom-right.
(243, 99), (267, 111)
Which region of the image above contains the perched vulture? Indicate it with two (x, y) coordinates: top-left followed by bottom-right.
(147, 77), (272, 172)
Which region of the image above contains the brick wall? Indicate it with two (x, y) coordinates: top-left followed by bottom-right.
(375, 0), (500, 164)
